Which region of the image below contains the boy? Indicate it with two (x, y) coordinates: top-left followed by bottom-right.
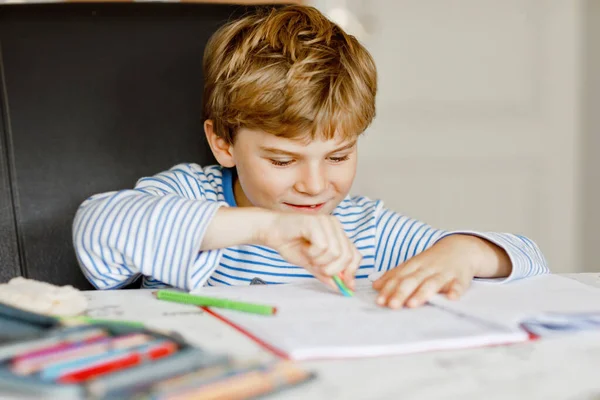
(73, 5), (548, 309)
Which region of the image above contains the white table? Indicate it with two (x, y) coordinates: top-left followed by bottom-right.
(82, 273), (600, 400)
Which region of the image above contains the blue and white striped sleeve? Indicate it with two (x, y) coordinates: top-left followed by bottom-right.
(72, 164), (227, 290)
(373, 204), (549, 282)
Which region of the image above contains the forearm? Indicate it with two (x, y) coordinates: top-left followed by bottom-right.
(437, 234), (512, 278)
(74, 190), (222, 289)
(469, 236), (512, 278)
(200, 207), (276, 251)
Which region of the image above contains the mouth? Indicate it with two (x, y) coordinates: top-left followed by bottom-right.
(283, 202), (326, 212)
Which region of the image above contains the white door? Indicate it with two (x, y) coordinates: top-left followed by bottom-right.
(312, 0), (583, 273)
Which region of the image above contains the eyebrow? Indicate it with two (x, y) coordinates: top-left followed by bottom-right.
(259, 141), (357, 157)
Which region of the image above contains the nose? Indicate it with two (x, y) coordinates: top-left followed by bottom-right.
(294, 163), (327, 196)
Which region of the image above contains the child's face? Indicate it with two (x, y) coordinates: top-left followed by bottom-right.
(230, 128), (357, 215)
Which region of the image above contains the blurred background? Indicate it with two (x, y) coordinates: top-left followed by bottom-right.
(0, 0), (596, 287)
(310, 0), (597, 274)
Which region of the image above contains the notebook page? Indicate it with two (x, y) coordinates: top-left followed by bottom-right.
(192, 281), (527, 360)
(82, 289), (204, 320)
(429, 274), (600, 329)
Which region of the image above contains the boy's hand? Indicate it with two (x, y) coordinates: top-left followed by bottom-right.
(372, 234), (510, 309)
(202, 207), (362, 290)
(258, 212), (362, 291)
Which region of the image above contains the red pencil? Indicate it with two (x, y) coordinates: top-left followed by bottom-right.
(57, 341), (177, 384)
(13, 330), (108, 363)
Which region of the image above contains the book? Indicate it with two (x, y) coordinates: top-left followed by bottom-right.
(191, 275), (600, 360)
(191, 281), (522, 360)
(429, 274), (600, 336)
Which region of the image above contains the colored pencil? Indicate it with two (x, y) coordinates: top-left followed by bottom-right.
(45, 340), (177, 383)
(58, 341), (177, 384)
(12, 333), (151, 375)
(9, 329), (108, 361)
(156, 290), (277, 316)
(59, 316), (145, 328)
(332, 275), (354, 297)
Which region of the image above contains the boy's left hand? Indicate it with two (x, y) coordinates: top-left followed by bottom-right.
(372, 234), (508, 309)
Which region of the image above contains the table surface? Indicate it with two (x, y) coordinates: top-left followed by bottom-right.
(76, 273), (600, 400)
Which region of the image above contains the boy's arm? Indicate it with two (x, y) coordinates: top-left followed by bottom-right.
(74, 164), (363, 291)
(73, 165), (228, 290)
(371, 203), (549, 308)
(374, 205), (549, 282)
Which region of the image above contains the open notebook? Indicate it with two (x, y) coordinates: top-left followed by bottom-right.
(191, 275), (600, 360)
(429, 274), (600, 336)
(191, 281), (527, 360)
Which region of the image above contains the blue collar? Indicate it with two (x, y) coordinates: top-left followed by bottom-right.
(221, 167), (238, 207)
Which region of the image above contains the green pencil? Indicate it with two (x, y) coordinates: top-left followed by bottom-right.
(156, 290), (277, 316)
(332, 275), (354, 297)
(59, 316), (145, 328)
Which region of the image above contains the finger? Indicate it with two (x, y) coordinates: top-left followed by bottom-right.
(372, 269), (387, 290)
(439, 278), (460, 300)
(372, 260), (420, 290)
(343, 246), (362, 290)
(320, 246), (349, 278)
(375, 277), (398, 306)
(303, 217), (329, 259)
(327, 219), (359, 284)
(373, 269), (399, 290)
(313, 272), (339, 292)
(372, 273), (388, 290)
(374, 267), (424, 306)
(321, 218), (351, 276)
(383, 269), (434, 309)
(306, 265), (339, 291)
(313, 218), (342, 276)
(446, 275), (471, 300)
(446, 283), (461, 300)
(439, 278), (456, 293)
(339, 245), (361, 291)
(323, 217), (349, 274)
(405, 273), (454, 308)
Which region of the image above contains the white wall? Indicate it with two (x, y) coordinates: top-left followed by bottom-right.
(311, 0), (585, 273)
(582, 0), (600, 273)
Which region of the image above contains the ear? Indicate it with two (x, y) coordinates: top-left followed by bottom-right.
(204, 120), (235, 168)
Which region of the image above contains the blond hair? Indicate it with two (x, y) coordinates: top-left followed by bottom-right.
(202, 5), (377, 143)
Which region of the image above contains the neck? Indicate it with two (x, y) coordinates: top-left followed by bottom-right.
(233, 175), (253, 207)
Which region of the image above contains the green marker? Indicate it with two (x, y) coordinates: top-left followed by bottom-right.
(156, 290), (277, 316)
(332, 275), (354, 297)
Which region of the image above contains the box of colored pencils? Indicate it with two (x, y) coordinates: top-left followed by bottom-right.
(0, 299), (315, 399)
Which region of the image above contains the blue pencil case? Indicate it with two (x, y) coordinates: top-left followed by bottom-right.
(0, 301), (231, 399)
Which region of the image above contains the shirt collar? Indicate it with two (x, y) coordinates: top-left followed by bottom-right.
(221, 167), (237, 207)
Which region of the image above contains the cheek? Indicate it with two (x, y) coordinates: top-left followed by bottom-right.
(329, 160), (357, 193)
(238, 160), (291, 200)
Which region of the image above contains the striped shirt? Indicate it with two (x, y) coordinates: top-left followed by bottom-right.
(73, 164), (549, 290)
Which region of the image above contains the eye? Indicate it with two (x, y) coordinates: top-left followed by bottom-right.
(269, 159), (294, 167)
(328, 155), (350, 163)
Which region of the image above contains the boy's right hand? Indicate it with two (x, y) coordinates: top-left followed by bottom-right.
(258, 212), (362, 290)
(201, 207), (362, 290)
